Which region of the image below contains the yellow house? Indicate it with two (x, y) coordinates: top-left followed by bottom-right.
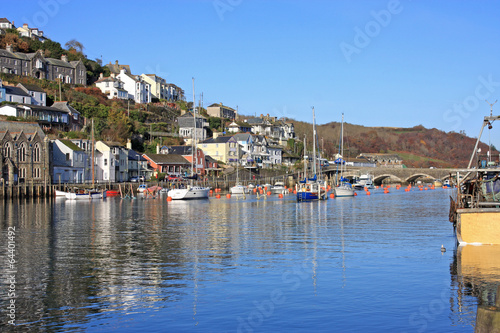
(199, 134), (238, 164)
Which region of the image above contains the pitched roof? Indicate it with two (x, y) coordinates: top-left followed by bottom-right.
(4, 86), (31, 97)
(0, 120), (45, 139)
(162, 145), (193, 155)
(144, 153), (189, 164)
(46, 58), (76, 68)
(60, 139), (83, 151)
(51, 101), (80, 115)
(0, 18), (11, 23)
(202, 136), (233, 144)
(17, 83), (45, 93)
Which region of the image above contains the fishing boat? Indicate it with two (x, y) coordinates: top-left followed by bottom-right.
(449, 114), (500, 244)
(296, 107), (328, 202)
(168, 78), (210, 200)
(334, 114), (355, 197)
(353, 174), (375, 190)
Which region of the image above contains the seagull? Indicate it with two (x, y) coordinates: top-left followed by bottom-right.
(441, 245), (446, 253)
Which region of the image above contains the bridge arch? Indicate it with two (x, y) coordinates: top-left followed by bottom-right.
(373, 174), (402, 185)
(405, 173), (435, 184)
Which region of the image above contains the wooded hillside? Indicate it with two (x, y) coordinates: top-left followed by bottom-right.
(292, 120), (496, 168)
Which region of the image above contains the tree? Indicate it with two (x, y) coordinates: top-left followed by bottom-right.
(65, 39), (84, 53)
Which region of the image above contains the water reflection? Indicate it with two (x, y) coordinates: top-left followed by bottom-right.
(452, 244), (500, 331)
(1, 191), (500, 331)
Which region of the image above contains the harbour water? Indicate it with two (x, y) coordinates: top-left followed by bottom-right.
(1, 188), (499, 332)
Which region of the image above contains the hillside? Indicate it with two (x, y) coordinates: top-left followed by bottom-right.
(291, 120), (496, 168)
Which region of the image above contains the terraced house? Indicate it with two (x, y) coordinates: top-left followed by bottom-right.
(0, 45), (87, 84)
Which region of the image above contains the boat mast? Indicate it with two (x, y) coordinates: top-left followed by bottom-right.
(312, 107), (317, 176)
(192, 77), (196, 178)
(91, 118), (95, 186)
(341, 113), (344, 176)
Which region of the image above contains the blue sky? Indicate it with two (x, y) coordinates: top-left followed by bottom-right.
(4, 0), (500, 145)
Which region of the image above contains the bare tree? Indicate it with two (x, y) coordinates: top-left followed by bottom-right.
(65, 39), (84, 53)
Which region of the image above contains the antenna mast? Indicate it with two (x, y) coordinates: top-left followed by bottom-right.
(486, 99), (497, 162)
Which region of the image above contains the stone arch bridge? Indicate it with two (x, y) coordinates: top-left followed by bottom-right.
(322, 166), (458, 185)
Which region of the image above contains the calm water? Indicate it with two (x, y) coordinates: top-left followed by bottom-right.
(1, 188), (499, 332)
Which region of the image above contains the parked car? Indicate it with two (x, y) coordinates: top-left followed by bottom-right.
(167, 174), (180, 181)
(130, 176), (145, 182)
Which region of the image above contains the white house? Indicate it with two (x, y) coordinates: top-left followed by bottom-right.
(117, 68), (151, 104)
(3, 85), (31, 104)
(95, 141), (129, 182)
(0, 18), (13, 30)
(17, 83), (46, 106)
(95, 73), (128, 100)
(51, 139), (88, 184)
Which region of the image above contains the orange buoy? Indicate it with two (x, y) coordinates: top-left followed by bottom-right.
(293, 190), (297, 194)
(354, 192), (357, 196)
(216, 194), (221, 199)
(330, 193), (335, 199)
(424, 187), (428, 191)
(210, 189), (213, 194)
(267, 191), (272, 196)
(167, 196), (172, 201)
(253, 188), (257, 193)
(226, 193), (231, 198)
(278, 193), (283, 198)
(366, 191), (371, 195)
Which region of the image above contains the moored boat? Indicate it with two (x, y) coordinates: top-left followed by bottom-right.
(353, 174), (375, 190)
(450, 115), (500, 244)
(230, 183), (248, 194)
(66, 191), (105, 200)
(433, 179), (443, 188)
(168, 185), (210, 200)
(271, 181), (287, 195)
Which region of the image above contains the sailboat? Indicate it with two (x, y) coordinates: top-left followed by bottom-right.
(296, 107), (328, 202)
(334, 113), (355, 197)
(230, 147), (248, 194)
(168, 78), (210, 200)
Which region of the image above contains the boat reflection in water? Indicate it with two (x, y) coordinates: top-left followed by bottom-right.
(453, 245), (500, 332)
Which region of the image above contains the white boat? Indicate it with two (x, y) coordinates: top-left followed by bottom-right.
(334, 114), (354, 198)
(334, 183), (355, 197)
(230, 184), (248, 194)
(169, 186), (210, 200)
(353, 174), (375, 190)
(168, 78), (210, 200)
(66, 191), (104, 200)
(230, 163), (248, 194)
(271, 181), (287, 195)
(55, 190), (69, 197)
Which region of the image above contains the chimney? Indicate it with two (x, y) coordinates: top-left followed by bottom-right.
(110, 73), (116, 78)
(6, 44), (13, 52)
(23, 23), (28, 29)
(99, 73), (103, 79)
(156, 144), (160, 154)
(213, 132), (221, 139)
(126, 139), (132, 150)
(61, 54), (68, 62)
(115, 60), (119, 65)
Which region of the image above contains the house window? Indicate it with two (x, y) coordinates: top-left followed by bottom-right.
(34, 168), (40, 178)
(104, 159), (107, 166)
(66, 153), (70, 161)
